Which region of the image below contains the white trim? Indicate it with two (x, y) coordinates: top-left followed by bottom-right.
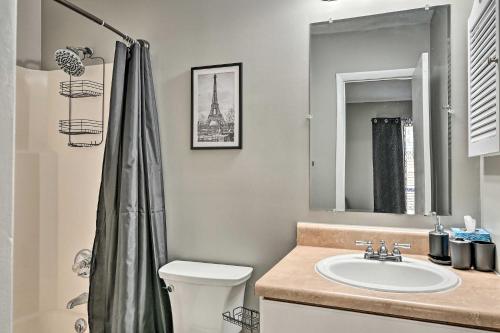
(420, 53), (432, 214)
(335, 68), (415, 211)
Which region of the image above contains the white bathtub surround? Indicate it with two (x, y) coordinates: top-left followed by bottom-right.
(14, 310), (86, 333)
(13, 65), (112, 333)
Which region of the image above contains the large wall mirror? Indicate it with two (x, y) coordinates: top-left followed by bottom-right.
(310, 6), (451, 216)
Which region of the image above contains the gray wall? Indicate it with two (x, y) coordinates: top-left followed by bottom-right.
(345, 101), (412, 211)
(481, 156), (500, 273)
(0, 0), (16, 331)
(346, 80), (412, 104)
(17, 0), (42, 69)
(310, 23), (431, 210)
(41, 0), (479, 308)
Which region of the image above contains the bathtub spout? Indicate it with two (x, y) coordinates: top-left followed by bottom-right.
(67, 292), (88, 309)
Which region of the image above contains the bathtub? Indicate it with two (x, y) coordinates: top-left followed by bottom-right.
(14, 310), (87, 333)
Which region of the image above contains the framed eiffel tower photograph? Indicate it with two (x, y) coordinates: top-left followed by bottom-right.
(191, 63), (242, 149)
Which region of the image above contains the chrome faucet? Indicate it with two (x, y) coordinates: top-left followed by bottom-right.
(356, 240), (411, 262)
(67, 292), (88, 309)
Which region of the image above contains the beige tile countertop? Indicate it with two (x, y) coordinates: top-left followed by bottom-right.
(255, 223), (500, 332)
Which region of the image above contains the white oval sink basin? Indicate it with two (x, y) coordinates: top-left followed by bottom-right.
(316, 254), (460, 293)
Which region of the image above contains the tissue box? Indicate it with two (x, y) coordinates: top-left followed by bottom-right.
(451, 228), (491, 242)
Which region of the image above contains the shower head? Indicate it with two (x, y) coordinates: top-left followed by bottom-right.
(54, 47), (93, 77)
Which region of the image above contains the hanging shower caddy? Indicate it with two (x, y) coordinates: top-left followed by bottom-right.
(58, 49), (105, 147)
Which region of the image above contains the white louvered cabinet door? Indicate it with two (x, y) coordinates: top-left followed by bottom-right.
(469, 0), (500, 157)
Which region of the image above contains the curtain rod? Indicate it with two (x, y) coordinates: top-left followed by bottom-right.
(52, 0), (136, 45)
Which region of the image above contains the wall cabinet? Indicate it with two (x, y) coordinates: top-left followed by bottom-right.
(468, 0), (500, 156)
(260, 298), (489, 333)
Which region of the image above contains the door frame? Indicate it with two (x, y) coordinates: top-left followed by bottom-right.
(335, 68), (415, 211)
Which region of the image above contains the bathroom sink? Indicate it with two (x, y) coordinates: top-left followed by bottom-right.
(315, 254), (460, 293)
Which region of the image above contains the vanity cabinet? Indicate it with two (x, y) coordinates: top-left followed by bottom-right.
(468, 0), (500, 156)
(260, 298), (490, 333)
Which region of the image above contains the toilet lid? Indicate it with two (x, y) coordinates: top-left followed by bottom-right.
(158, 260), (253, 287)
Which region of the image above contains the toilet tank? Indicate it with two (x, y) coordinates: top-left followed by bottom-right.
(159, 261), (253, 333)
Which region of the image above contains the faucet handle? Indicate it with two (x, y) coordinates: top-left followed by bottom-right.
(355, 240), (374, 255)
(392, 242), (411, 256)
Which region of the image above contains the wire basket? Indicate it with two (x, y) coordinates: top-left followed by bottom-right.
(59, 119), (103, 135)
(67, 141), (102, 148)
(59, 80), (103, 98)
(222, 307), (260, 332)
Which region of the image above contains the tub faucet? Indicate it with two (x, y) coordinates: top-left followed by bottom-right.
(67, 292), (88, 309)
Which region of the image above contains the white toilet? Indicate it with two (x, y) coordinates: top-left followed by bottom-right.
(159, 260), (253, 333)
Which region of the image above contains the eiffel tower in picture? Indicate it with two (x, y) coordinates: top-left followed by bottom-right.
(206, 74), (226, 129)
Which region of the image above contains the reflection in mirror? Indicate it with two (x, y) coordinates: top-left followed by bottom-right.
(310, 6), (451, 216)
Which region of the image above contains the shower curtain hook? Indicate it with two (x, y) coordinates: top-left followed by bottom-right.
(122, 35), (136, 46)
(138, 39), (150, 49)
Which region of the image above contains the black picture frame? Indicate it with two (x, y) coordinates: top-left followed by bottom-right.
(191, 63), (243, 150)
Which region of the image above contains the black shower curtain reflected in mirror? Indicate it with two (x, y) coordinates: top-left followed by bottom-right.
(88, 41), (172, 333)
(372, 118), (406, 214)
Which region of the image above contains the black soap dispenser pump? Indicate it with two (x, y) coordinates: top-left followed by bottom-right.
(429, 212), (449, 259)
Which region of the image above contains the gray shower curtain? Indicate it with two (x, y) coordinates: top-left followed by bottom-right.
(372, 118), (406, 214)
(88, 41), (172, 333)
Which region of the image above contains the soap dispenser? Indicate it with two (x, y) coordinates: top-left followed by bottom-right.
(429, 212), (449, 259)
